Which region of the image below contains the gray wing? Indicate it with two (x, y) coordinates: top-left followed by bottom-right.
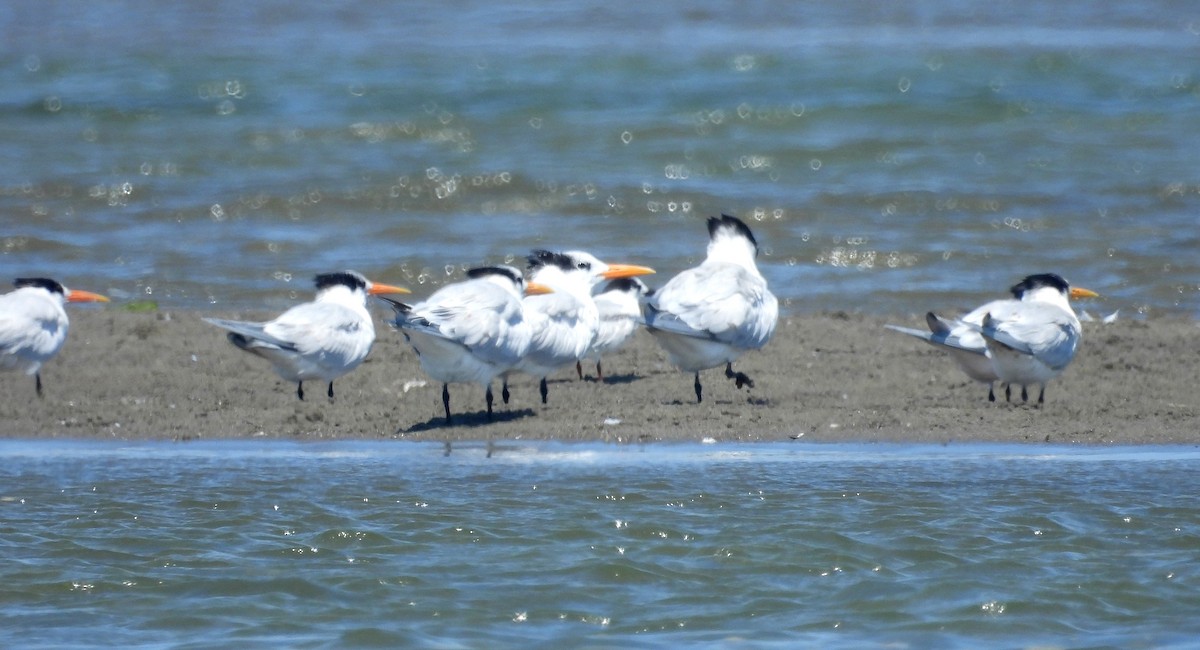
(645, 263), (776, 348)
(957, 302), (1080, 371)
(202, 317), (298, 352)
(642, 303), (719, 341)
(381, 291), (516, 361)
(379, 297), (443, 337)
(956, 316), (1037, 357)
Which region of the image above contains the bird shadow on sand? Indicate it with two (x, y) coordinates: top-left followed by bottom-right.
(399, 408), (537, 434)
(661, 394), (771, 406)
(581, 373), (642, 385)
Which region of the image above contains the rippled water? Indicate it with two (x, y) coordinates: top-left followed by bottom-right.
(1, 1), (1198, 316)
(2, 440), (1198, 648)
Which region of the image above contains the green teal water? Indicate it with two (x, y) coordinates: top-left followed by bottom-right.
(2, 441), (1198, 648)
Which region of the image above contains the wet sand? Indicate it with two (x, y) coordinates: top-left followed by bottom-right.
(1, 308), (1196, 445)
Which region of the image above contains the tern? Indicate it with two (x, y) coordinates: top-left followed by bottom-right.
(507, 250), (655, 405)
(381, 265), (551, 425)
(203, 270), (409, 401)
(577, 277), (652, 381)
(957, 273), (1098, 405)
(644, 214), (778, 403)
(0, 277), (109, 397)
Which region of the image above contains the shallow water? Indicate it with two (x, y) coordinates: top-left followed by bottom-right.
(2, 440), (1198, 648)
(1, 1), (1198, 317)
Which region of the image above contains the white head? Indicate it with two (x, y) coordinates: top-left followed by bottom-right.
(13, 277), (109, 305)
(467, 265), (528, 299)
(526, 250), (603, 295)
(527, 250), (655, 295)
(704, 214), (761, 269)
(1010, 273), (1098, 311)
(314, 270), (370, 297)
(313, 270), (409, 305)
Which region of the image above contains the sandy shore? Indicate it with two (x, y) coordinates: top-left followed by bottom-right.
(1, 308), (1196, 444)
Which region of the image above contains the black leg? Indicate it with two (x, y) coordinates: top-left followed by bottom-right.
(327, 381), (335, 401)
(725, 362), (754, 389)
(1005, 383), (1011, 402)
(1037, 385), (1045, 405)
(486, 385), (494, 421)
(988, 384), (996, 402)
(442, 383), (452, 425)
(576, 361), (583, 380)
(1021, 385), (1029, 402)
(297, 381), (305, 401)
(502, 380), (510, 404)
(596, 360), (604, 382)
(35, 373), (43, 399)
(694, 372), (703, 403)
(539, 377), (548, 404)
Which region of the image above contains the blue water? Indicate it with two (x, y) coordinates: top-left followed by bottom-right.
(3, 6), (1199, 643)
(2, 440), (1199, 648)
(1, 1), (1198, 316)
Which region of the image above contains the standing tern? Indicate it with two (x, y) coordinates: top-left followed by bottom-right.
(381, 265), (551, 425)
(507, 250), (655, 405)
(958, 273), (1098, 405)
(577, 277), (652, 381)
(644, 214), (778, 403)
(203, 270), (409, 401)
(0, 277), (109, 397)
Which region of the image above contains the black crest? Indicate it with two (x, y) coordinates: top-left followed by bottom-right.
(602, 277), (648, 295)
(14, 277), (66, 295)
(314, 271), (368, 292)
(1010, 273), (1070, 297)
(527, 250), (586, 272)
(707, 214), (759, 253)
(467, 265), (523, 286)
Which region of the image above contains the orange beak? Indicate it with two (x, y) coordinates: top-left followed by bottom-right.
(525, 282), (554, 296)
(600, 264), (656, 280)
(1070, 287), (1099, 299)
(66, 289), (110, 303)
(367, 282), (412, 296)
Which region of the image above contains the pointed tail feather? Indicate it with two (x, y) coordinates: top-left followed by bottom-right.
(202, 317), (297, 351)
